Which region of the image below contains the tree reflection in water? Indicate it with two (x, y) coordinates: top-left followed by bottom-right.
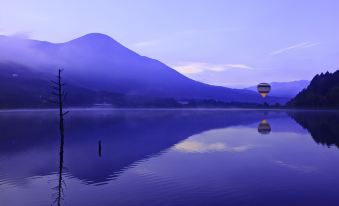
(51, 69), (68, 206)
(289, 111), (339, 148)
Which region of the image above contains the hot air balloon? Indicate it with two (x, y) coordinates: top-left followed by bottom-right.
(257, 119), (271, 135)
(257, 83), (271, 98)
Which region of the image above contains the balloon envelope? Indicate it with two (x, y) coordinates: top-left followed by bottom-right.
(257, 83), (271, 98)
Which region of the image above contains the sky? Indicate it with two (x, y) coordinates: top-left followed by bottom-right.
(0, 0), (339, 88)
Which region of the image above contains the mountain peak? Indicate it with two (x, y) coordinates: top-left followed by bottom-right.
(79, 33), (113, 40)
(67, 33), (120, 45)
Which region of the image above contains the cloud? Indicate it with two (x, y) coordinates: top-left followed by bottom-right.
(224, 64), (252, 69)
(270, 42), (319, 56)
(173, 140), (255, 153)
(172, 62), (253, 74)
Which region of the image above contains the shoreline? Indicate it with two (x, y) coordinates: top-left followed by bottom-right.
(0, 107), (338, 113)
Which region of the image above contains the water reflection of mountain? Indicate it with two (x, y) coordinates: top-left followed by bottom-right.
(289, 111), (339, 148)
(0, 110), (289, 184)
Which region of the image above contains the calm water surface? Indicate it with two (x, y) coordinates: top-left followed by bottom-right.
(0, 109), (339, 206)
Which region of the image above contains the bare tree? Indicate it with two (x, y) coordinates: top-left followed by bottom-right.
(51, 69), (69, 206)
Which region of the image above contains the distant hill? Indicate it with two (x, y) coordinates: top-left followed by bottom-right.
(0, 34), (288, 107)
(245, 80), (309, 98)
(0, 63), (186, 108)
(288, 71), (339, 108)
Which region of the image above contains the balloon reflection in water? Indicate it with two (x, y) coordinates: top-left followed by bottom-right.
(258, 120), (271, 135)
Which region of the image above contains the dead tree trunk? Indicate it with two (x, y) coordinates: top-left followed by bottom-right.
(51, 69), (68, 206)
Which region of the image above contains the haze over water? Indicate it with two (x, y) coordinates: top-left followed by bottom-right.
(0, 109), (339, 206)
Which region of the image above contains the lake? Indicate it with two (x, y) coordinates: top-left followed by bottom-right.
(0, 109), (339, 206)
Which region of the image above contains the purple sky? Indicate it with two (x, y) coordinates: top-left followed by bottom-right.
(1, 0), (339, 87)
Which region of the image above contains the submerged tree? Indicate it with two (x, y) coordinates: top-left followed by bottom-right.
(51, 69), (69, 206)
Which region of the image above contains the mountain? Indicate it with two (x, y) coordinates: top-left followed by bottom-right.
(245, 80), (310, 98)
(288, 71), (339, 108)
(0, 62), (185, 108)
(0, 33), (288, 107)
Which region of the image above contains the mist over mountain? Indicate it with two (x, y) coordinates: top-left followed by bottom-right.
(245, 80), (310, 98)
(0, 33), (288, 107)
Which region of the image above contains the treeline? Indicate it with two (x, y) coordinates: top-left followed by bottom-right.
(288, 70), (339, 108)
(0, 63), (283, 109)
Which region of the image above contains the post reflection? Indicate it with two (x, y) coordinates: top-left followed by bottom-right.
(98, 140), (102, 157)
